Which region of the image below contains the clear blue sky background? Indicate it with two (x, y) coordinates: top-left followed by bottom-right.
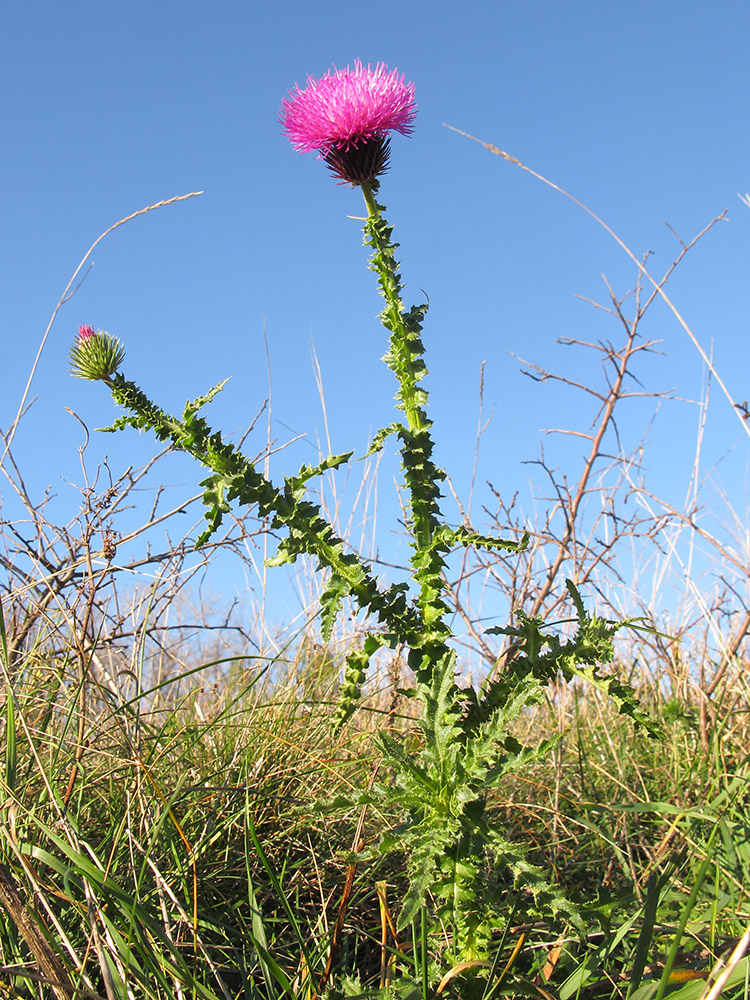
(2, 0), (749, 634)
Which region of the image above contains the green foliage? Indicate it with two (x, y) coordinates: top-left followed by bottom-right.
(355, 645), (580, 964)
(331, 632), (389, 731)
(366, 421), (404, 456)
(74, 180), (662, 996)
(488, 580), (662, 739)
(101, 373), (421, 656)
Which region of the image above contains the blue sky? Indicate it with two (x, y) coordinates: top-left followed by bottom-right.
(3, 0), (749, 635)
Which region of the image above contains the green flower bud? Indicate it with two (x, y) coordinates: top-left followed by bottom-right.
(69, 325), (125, 380)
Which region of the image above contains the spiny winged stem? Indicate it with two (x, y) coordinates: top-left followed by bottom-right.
(361, 181), (451, 673)
(354, 187), (650, 970)
(99, 372), (420, 648)
(78, 186), (657, 982)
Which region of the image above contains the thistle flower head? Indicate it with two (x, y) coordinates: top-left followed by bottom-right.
(69, 326), (125, 380)
(280, 60), (417, 184)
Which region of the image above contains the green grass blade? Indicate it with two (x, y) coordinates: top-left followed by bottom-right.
(245, 792), (316, 987)
(654, 835), (718, 1000)
(628, 864), (682, 998)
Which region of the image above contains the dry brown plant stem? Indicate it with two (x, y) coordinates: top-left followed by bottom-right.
(0, 863), (80, 1000)
(2, 192), (203, 472)
(444, 126), (741, 438)
(438, 126), (742, 719)
(62, 413), (111, 807)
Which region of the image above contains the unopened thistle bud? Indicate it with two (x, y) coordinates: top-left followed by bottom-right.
(69, 325), (125, 380)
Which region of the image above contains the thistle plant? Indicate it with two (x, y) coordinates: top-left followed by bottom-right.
(72, 60), (658, 995)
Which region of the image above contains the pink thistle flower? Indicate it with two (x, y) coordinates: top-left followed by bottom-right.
(78, 324), (96, 341)
(280, 60), (417, 184)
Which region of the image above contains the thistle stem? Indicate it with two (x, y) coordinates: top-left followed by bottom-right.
(360, 180), (379, 220)
(360, 183), (451, 662)
(360, 182), (429, 436)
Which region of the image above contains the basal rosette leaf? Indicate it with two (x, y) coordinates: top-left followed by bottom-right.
(487, 827), (583, 931)
(419, 651), (464, 772)
(459, 678), (551, 786)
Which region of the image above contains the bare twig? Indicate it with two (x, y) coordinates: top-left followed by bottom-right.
(2, 191), (203, 470)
